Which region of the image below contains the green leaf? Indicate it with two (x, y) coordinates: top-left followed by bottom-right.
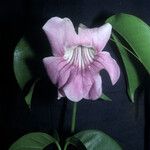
(65, 130), (122, 150)
(64, 137), (87, 150)
(112, 34), (140, 102)
(9, 132), (61, 150)
(25, 79), (39, 108)
(100, 94), (112, 101)
(106, 13), (150, 73)
(14, 38), (35, 89)
(51, 130), (60, 142)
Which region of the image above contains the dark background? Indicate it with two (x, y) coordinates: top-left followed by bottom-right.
(0, 0), (150, 149)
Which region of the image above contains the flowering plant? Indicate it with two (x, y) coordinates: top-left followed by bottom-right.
(9, 13), (149, 150)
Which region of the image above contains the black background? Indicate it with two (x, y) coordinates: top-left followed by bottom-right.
(0, 0), (150, 150)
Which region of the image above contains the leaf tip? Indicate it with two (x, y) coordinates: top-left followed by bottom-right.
(128, 92), (135, 103)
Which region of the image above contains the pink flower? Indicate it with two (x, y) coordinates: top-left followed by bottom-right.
(43, 17), (120, 102)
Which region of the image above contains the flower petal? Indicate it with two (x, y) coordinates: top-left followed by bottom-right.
(78, 23), (112, 51)
(43, 56), (74, 90)
(59, 66), (102, 101)
(58, 63), (74, 88)
(88, 74), (102, 100)
(43, 56), (67, 84)
(96, 51), (120, 85)
(63, 69), (93, 102)
(63, 70), (84, 102)
(82, 69), (95, 99)
(43, 17), (78, 56)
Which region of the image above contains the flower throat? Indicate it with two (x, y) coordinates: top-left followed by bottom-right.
(64, 45), (95, 69)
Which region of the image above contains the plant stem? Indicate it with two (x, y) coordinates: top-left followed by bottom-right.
(63, 142), (69, 150)
(71, 102), (77, 134)
(59, 98), (67, 137)
(56, 142), (62, 150)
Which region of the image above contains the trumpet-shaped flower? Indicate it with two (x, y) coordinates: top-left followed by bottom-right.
(43, 17), (120, 102)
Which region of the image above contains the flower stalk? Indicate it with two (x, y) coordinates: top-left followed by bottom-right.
(71, 102), (77, 134)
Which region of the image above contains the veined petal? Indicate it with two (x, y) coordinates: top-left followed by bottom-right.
(78, 23), (112, 51)
(58, 63), (74, 88)
(88, 74), (102, 100)
(43, 56), (68, 84)
(96, 51), (120, 85)
(63, 70), (84, 102)
(63, 69), (94, 102)
(43, 17), (78, 56)
(90, 60), (104, 73)
(82, 69), (95, 98)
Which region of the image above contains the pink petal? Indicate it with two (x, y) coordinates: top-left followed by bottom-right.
(82, 69), (95, 99)
(78, 23), (112, 51)
(96, 51), (120, 85)
(63, 69), (93, 102)
(43, 56), (74, 89)
(58, 64), (74, 88)
(43, 17), (78, 56)
(43, 57), (67, 84)
(90, 60), (104, 73)
(63, 70), (83, 102)
(88, 74), (102, 100)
